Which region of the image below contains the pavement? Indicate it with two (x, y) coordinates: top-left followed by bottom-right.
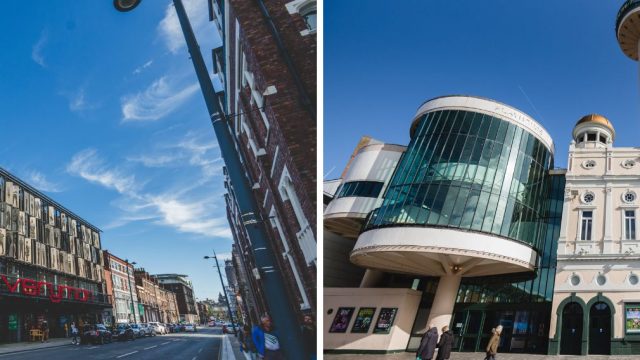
(324, 352), (640, 360)
(0, 326), (228, 360)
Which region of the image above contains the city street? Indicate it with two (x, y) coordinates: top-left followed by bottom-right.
(0, 327), (224, 360)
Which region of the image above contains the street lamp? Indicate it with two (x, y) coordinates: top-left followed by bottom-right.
(113, 1), (307, 357)
(113, 0), (142, 12)
(205, 251), (237, 337)
(124, 259), (137, 324)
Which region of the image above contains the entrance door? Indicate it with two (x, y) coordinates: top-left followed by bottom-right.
(589, 302), (611, 355)
(560, 302), (583, 355)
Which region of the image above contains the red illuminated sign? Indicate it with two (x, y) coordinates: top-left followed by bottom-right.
(0, 275), (92, 303)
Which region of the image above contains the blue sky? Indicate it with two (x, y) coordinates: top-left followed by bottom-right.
(324, 1), (640, 175)
(0, 0), (230, 300)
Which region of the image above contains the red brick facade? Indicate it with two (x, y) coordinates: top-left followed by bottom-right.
(211, 0), (316, 324)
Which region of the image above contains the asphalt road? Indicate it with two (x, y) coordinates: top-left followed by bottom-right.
(0, 327), (223, 360)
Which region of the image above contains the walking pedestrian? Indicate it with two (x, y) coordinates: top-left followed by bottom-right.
(252, 314), (283, 360)
(486, 325), (503, 360)
(41, 321), (49, 343)
(240, 324), (257, 360)
(71, 322), (79, 345)
(416, 325), (438, 360)
(435, 325), (453, 360)
(301, 314), (316, 360)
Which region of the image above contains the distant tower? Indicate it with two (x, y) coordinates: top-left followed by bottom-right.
(616, 1), (640, 60)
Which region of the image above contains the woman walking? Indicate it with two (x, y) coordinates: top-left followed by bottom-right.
(435, 326), (453, 360)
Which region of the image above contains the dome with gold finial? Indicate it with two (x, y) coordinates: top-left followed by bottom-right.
(572, 114), (615, 146)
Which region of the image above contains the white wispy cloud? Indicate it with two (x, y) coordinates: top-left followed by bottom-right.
(68, 88), (99, 112)
(67, 147), (230, 239)
(66, 149), (137, 194)
(147, 194), (231, 238)
(32, 30), (48, 67)
(27, 171), (62, 193)
(133, 60), (154, 75)
(158, 0), (212, 54)
(121, 76), (199, 121)
(128, 132), (223, 179)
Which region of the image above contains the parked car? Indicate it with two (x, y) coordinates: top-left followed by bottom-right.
(129, 324), (145, 338)
(147, 322), (166, 335)
(115, 324), (135, 341)
(222, 323), (238, 334)
(140, 323), (156, 337)
(81, 324), (112, 345)
(184, 324), (196, 332)
(167, 323), (176, 333)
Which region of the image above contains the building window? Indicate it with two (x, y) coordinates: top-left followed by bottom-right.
(582, 160), (596, 169)
(596, 274), (607, 286)
(582, 191), (595, 204)
(300, 4), (317, 31)
(570, 274), (581, 286)
(630, 274), (639, 285)
(335, 181), (384, 199)
(626, 210), (636, 240)
(285, 0), (316, 33)
(581, 211), (593, 241)
(624, 191), (637, 204)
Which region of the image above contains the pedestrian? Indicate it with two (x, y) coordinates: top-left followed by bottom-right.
(416, 325), (438, 360)
(41, 321), (49, 343)
(71, 322), (79, 345)
(484, 328), (495, 360)
(252, 314), (283, 360)
(435, 325), (453, 360)
(301, 314), (316, 360)
(240, 324), (257, 360)
(486, 325), (503, 360)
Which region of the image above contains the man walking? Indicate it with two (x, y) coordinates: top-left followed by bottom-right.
(301, 314), (316, 360)
(486, 325), (503, 360)
(252, 314), (283, 360)
(71, 322), (79, 345)
(416, 325), (438, 360)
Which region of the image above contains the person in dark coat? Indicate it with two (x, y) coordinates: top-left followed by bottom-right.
(416, 325), (438, 360)
(435, 325), (453, 360)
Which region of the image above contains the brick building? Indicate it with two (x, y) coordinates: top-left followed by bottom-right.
(104, 252), (140, 324)
(134, 268), (161, 323)
(153, 273), (198, 324)
(210, 0), (317, 327)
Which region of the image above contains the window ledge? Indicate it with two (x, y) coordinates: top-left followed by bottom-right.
(300, 28), (316, 37)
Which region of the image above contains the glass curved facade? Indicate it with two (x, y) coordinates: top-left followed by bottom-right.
(364, 109), (553, 249)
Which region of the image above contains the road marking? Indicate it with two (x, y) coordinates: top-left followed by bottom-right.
(144, 345), (157, 350)
(198, 348), (203, 354)
(192, 357), (197, 360)
(88, 346), (97, 349)
(116, 351), (138, 358)
(160, 341), (171, 345)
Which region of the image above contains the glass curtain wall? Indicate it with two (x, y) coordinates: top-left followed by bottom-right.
(364, 110), (553, 250)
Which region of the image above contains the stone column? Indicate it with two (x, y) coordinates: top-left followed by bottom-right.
(359, 269), (384, 288)
(426, 274), (462, 332)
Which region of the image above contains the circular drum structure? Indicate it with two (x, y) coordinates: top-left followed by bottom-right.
(616, 0), (640, 60)
(351, 95), (555, 329)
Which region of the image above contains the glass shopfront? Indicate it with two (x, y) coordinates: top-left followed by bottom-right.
(405, 172), (565, 354)
(364, 109), (553, 250)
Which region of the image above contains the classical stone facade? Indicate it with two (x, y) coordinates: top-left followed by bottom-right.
(549, 114), (640, 355)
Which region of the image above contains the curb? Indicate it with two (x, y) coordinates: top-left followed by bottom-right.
(0, 343), (70, 357)
(221, 335), (235, 360)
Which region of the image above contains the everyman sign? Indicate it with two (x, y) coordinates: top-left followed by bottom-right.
(0, 275), (92, 303)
